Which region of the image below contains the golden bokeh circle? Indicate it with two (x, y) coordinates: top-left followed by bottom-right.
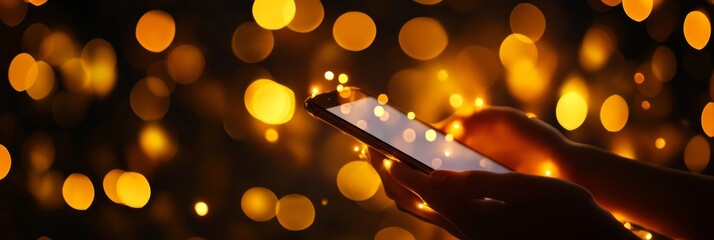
(232, 22), (275, 63)
(398, 17), (448, 60)
(135, 10), (176, 52)
(241, 187), (278, 222)
(275, 194), (315, 231)
(333, 11), (377, 51)
(167, 44), (205, 84)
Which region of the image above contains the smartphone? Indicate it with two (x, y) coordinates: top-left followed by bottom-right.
(305, 87), (511, 174)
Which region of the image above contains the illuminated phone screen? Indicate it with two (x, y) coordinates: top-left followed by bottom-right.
(327, 97), (510, 173)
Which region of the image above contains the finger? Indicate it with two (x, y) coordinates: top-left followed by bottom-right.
(429, 170), (591, 205)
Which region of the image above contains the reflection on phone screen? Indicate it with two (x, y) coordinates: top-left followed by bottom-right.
(327, 97), (510, 173)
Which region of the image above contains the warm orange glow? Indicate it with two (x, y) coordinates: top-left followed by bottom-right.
(26, 61), (53, 98)
(338, 73), (349, 84)
(683, 10), (711, 50)
(245, 79), (296, 125)
(499, 34), (538, 71)
(377, 94), (389, 105)
(449, 93), (464, 108)
(252, 0), (296, 30)
(103, 169), (125, 204)
(399, 17), (449, 60)
(0, 145), (10, 180)
(324, 71), (334, 80)
(59, 58), (90, 92)
(641, 100), (651, 110)
(81, 38), (117, 97)
(287, 0), (324, 33)
(382, 159), (393, 170)
(634, 72), (645, 84)
(651, 46), (676, 82)
(684, 135), (710, 173)
(195, 201), (209, 216)
(556, 92), (588, 131)
(232, 22), (274, 63)
(135, 10), (175, 52)
(509, 3), (546, 42)
(27, 0), (47, 6)
(622, 0), (653, 22)
(425, 129), (437, 142)
(167, 44), (205, 84)
(0, 0), (27, 27)
(62, 173), (95, 210)
(375, 226), (416, 240)
(702, 102), (714, 137)
(139, 123), (176, 161)
(414, 0), (441, 5)
(655, 137), (666, 149)
(600, 95), (629, 132)
(265, 128), (279, 143)
(8, 53), (37, 92)
(579, 27), (615, 71)
(116, 171), (151, 208)
(130, 77), (170, 121)
(506, 61), (547, 101)
(337, 161), (381, 201)
(407, 112), (415, 120)
(333, 11), (376, 51)
(241, 187), (278, 222)
(602, 0), (621, 7)
(276, 194), (315, 231)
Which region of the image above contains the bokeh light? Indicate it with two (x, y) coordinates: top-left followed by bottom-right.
(414, 0), (441, 5)
(195, 202), (209, 216)
(24, 133), (55, 174)
(241, 187), (278, 222)
(102, 169), (125, 204)
(265, 128), (279, 143)
(287, 0), (323, 33)
(60, 58), (90, 92)
(252, 0), (296, 30)
(336, 161), (381, 201)
(499, 34), (538, 71)
(0, 145), (10, 180)
(167, 44), (205, 84)
(8, 53), (37, 92)
(683, 10), (711, 50)
(374, 226), (416, 240)
(332, 11), (377, 51)
(135, 10), (176, 52)
(232, 22), (275, 63)
(0, 0), (27, 27)
(398, 17), (449, 60)
(130, 77), (171, 121)
(579, 27), (615, 71)
(139, 123), (177, 162)
(600, 95), (629, 132)
(655, 137), (666, 149)
(556, 92), (588, 131)
(116, 171), (151, 208)
(62, 173), (95, 210)
(684, 135), (710, 173)
(80, 38), (117, 97)
(26, 61), (54, 100)
(245, 79), (296, 125)
(275, 194), (315, 231)
(650, 46), (676, 82)
(40, 31), (78, 67)
(702, 102), (714, 137)
(506, 61), (547, 102)
(622, 0), (653, 22)
(509, 3), (546, 42)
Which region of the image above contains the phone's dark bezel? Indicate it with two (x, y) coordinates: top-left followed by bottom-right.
(304, 87), (437, 174)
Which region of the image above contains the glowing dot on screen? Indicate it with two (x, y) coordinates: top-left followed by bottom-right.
(240, 187), (278, 222)
(444, 151), (451, 157)
(509, 3), (546, 42)
(622, 0), (653, 22)
(135, 10), (175, 52)
(403, 128), (416, 143)
(437, 70), (448, 81)
(8, 53), (38, 92)
(425, 129), (437, 142)
(431, 158), (443, 169)
(600, 95), (629, 132)
(683, 10), (711, 50)
(475, 98), (485, 107)
(701, 102), (714, 137)
(276, 194), (315, 231)
(479, 159), (488, 168)
(398, 17), (449, 60)
(379, 111), (390, 122)
(684, 135), (710, 173)
(337, 161), (381, 201)
(324, 71), (334, 80)
(374, 106), (385, 117)
(338, 73), (348, 84)
(634, 72), (645, 84)
(252, 0), (296, 30)
(377, 94), (388, 105)
(645, 232), (653, 240)
(265, 128), (279, 143)
(655, 137), (666, 149)
(449, 93), (464, 108)
(556, 92), (588, 131)
(245, 79), (296, 125)
(374, 226), (416, 240)
(0, 145), (11, 180)
(340, 103), (352, 115)
(642, 100), (651, 110)
(356, 120), (367, 130)
(62, 173), (94, 210)
(336, 84), (344, 92)
(407, 112), (415, 120)
(195, 201), (209, 216)
(445, 134), (454, 142)
(116, 172), (151, 208)
(103, 169), (125, 204)
(332, 11), (377, 51)
(287, 0), (324, 33)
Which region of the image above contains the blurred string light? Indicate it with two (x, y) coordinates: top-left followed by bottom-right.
(265, 128), (279, 143)
(332, 11), (377, 51)
(0, 145), (10, 180)
(338, 73), (349, 84)
(398, 17), (449, 60)
(167, 44), (205, 84)
(601, 0), (621, 7)
(8, 53), (37, 92)
(135, 10), (176, 52)
(556, 92), (588, 131)
(324, 71), (334, 80)
(62, 173), (94, 210)
(276, 194), (315, 231)
(684, 135), (710, 173)
(702, 102), (714, 137)
(139, 123), (177, 162)
(116, 171), (151, 208)
(80, 38), (117, 97)
(650, 46), (676, 83)
(374, 226), (416, 240)
(336, 161), (381, 201)
(509, 3), (546, 42)
(622, 0), (653, 22)
(449, 93), (464, 108)
(252, 0), (296, 30)
(26, 60), (54, 100)
(241, 187), (278, 222)
(600, 95), (629, 132)
(287, 0), (324, 33)
(24, 133), (55, 174)
(0, 0), (27, 27)
(130, 77), (171, 121)
(683, 10), (711, 50)
(59, 58), (90, 92)
(195, 202), (209, 217)
(244, 79), (296, 125)
(103, 169), (125, 204)
(231, 22), (274, 63)
(579, 26), (615, 71)
(655, 137), (666, 149)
